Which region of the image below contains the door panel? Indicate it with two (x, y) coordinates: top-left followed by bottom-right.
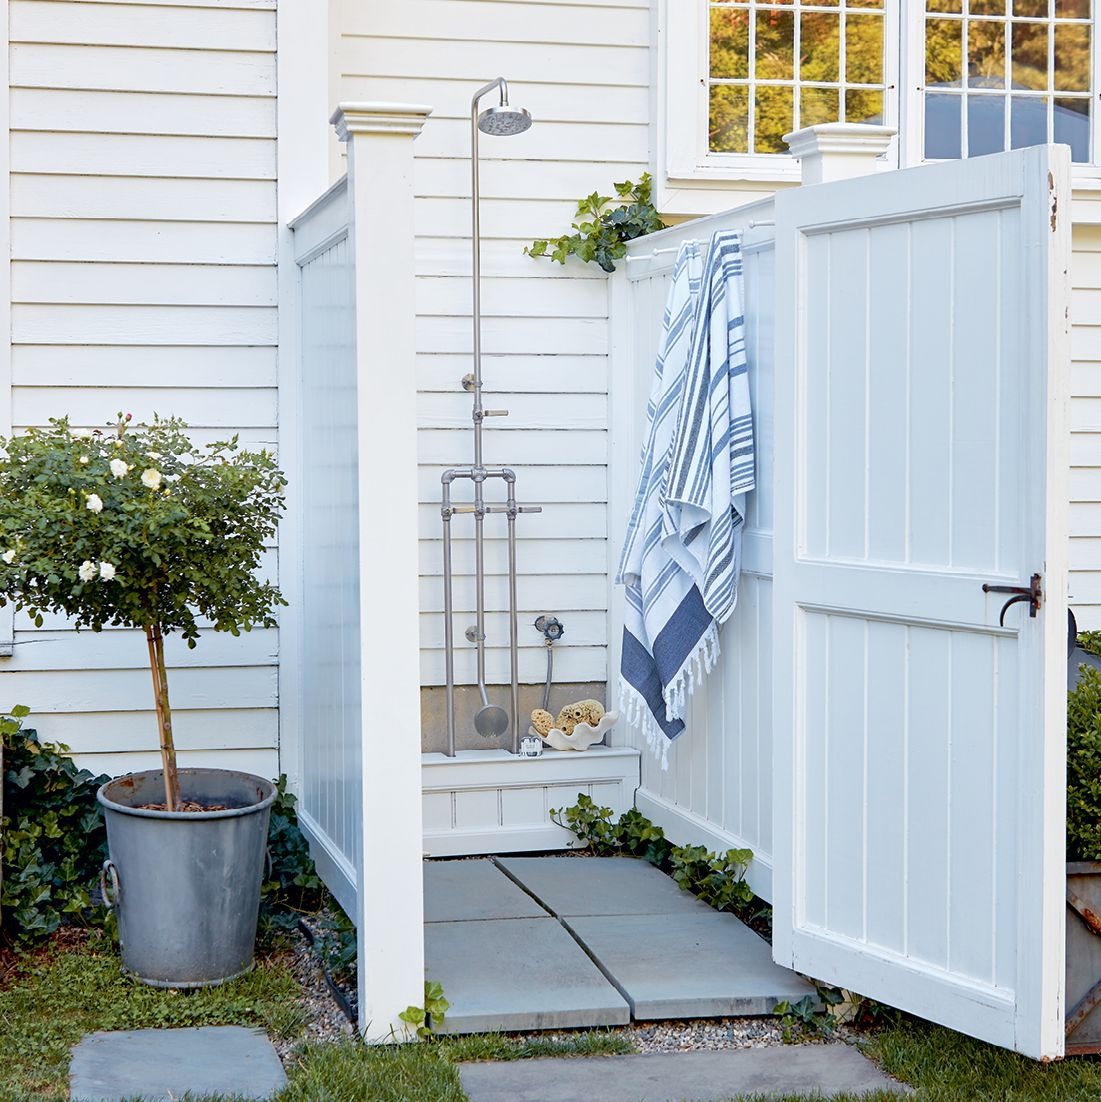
(773, 145), (1070, 1058)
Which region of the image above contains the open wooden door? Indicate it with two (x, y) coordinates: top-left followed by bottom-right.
(772, 145), (1071, 1059)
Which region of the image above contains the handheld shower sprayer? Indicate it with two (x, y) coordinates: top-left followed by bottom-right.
(440, 79), (541, 756)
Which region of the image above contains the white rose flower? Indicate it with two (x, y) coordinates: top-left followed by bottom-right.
(86, 493), (104, 514)
(79, 455), (89, 465)
(99, 561), (116, 581)
(78, 560), (96, 582)
(1, 549), (15, 564)
(109, 458), (128, 479)
(141, 468), (162, 491)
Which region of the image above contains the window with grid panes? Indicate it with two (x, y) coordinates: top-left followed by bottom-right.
(708, 0), (889, 155)
(923, 0), (1092, 162)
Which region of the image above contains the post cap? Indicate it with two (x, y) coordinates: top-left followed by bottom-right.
(331, 102), (433, 141)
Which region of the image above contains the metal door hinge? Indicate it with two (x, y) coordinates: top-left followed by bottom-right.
(982, 573), (1042, 626)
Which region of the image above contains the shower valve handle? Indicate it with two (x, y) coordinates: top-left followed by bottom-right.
(519, 506), (542, 514)
(483, 408), (509, 418)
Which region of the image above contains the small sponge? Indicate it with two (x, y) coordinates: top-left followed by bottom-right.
(555, 699), (605, 735)
(531, 708), (555, 737)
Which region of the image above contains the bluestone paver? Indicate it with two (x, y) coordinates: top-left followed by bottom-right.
(424, 858), (547, 922)
(459, 1046), (912, 1102)
(425, 916), (630, 1033)
(69, 1026), (286, 1102)
(565, 911), (816, 1018)
(497, 855), (711, 917)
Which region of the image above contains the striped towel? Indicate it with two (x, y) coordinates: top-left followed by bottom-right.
(664, 229), (755, 631)
(616, 240), (706, 763)
(617, 231), (754, 766)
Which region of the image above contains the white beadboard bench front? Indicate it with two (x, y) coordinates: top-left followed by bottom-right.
(421, 746), (640, 856)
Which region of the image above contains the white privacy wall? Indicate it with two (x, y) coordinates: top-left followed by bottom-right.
(5, 0), (279, 776)
(609, 208), (778, 900)
(330, 0), (650, 690)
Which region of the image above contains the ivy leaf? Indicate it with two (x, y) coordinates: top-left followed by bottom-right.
(524, 174), (666, 274)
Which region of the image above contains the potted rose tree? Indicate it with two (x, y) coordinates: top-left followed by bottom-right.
(0, 414), (286, 986)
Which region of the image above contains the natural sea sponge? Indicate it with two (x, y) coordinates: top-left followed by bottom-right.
(555, 699), (605, 735)
(531, 708), (555, 737)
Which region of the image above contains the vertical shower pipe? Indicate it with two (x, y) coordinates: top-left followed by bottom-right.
(440, 79), (537, 756)
(470, 82), (493, 725)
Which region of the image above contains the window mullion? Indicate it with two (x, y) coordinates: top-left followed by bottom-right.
(748, 3), (757, 154)
(794, 0), (802, 133)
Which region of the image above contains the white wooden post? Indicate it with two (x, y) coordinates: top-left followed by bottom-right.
(782, 122), (896, 185)
(331, 101), (432, 1040)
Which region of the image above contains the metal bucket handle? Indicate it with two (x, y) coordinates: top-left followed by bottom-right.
(100, 859), (121, 912)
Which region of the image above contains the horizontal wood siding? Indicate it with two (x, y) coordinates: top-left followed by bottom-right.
(1071, 210), (1101, 628)
(6, 0), (279, 774)
(333, 0), (650, 693)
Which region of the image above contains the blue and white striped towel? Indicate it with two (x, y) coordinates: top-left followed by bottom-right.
(664, 229), (755, 633)
(616, 240), (706, 762)
(617, 231), (754, 765)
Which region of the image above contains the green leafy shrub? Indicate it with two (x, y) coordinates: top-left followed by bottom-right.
(260, 777), (325, 935)
(0, 415), (286, 811)
(550, 795), (755, 918)
(1078, 630), (1101, 659)
(1068, 665), (1101, 861)
(524, 173), (666, 273)
(668, 844), (754, 913)
(1, 709), (110, 943)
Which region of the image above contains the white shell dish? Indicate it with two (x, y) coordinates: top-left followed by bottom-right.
(529, 711), (619, 752)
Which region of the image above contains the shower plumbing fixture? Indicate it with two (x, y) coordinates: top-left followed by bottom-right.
(534, 615), (564, 713)
(440, 78), (541, 757)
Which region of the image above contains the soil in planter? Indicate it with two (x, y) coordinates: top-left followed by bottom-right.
(135, 801), (229, 813)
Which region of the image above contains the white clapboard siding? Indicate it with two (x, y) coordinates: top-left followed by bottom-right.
(10, 88), (277, 138)
(6, 0), (280, 777)
(12, 347), (277, 388)
(1071, 217), (1101, 628)
(333, 0), (650, 695)
(417, 355), (608, 394)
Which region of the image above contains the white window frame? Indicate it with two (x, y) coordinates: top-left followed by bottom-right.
(901, 0), (1101, 182)
(657, 0), (1101, 213)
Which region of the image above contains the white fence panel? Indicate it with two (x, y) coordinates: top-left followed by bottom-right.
(292, 179), (359, 917)
(608, 203), (777, 901)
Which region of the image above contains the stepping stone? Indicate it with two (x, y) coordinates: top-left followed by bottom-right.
(425, 917), (630, 1033)
(565, 911), (816, 1018)
(497, 855), (710, 917)
(424, 858), (547, 922)
(459, 1045), (912, 1102)
(70, 1026), (286, 1102)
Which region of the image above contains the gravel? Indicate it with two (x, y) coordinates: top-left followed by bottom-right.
(273, 926), (356, 1063)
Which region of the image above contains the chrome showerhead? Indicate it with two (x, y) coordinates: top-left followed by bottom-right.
(477, 104), (532, 137)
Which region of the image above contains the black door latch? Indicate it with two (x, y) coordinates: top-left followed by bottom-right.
(982, 573), (1043, 626)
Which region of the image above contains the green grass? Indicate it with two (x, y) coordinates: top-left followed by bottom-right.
(864, 1018), (1101, 1101)
(271, 1032), (633, 1102)
(0, 932), (305, 1101)
(0, 933), (634, 1101)
(12, 935), (1101, 1102)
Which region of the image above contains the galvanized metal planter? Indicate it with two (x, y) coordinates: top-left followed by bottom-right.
(1066, 862), (1101, 1054)
(97, 768), (275, 989)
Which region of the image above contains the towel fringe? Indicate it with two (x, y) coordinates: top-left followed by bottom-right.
(663, 620), (720, 722)
(618, 678), (672, 771)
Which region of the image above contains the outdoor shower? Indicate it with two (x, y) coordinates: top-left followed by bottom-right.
(440, 78), (539, 757)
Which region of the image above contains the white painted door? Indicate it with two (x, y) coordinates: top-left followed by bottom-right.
(772, 145), (1071, 1060)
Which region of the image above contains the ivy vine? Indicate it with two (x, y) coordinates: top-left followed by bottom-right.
(524, 173), (666, 273)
